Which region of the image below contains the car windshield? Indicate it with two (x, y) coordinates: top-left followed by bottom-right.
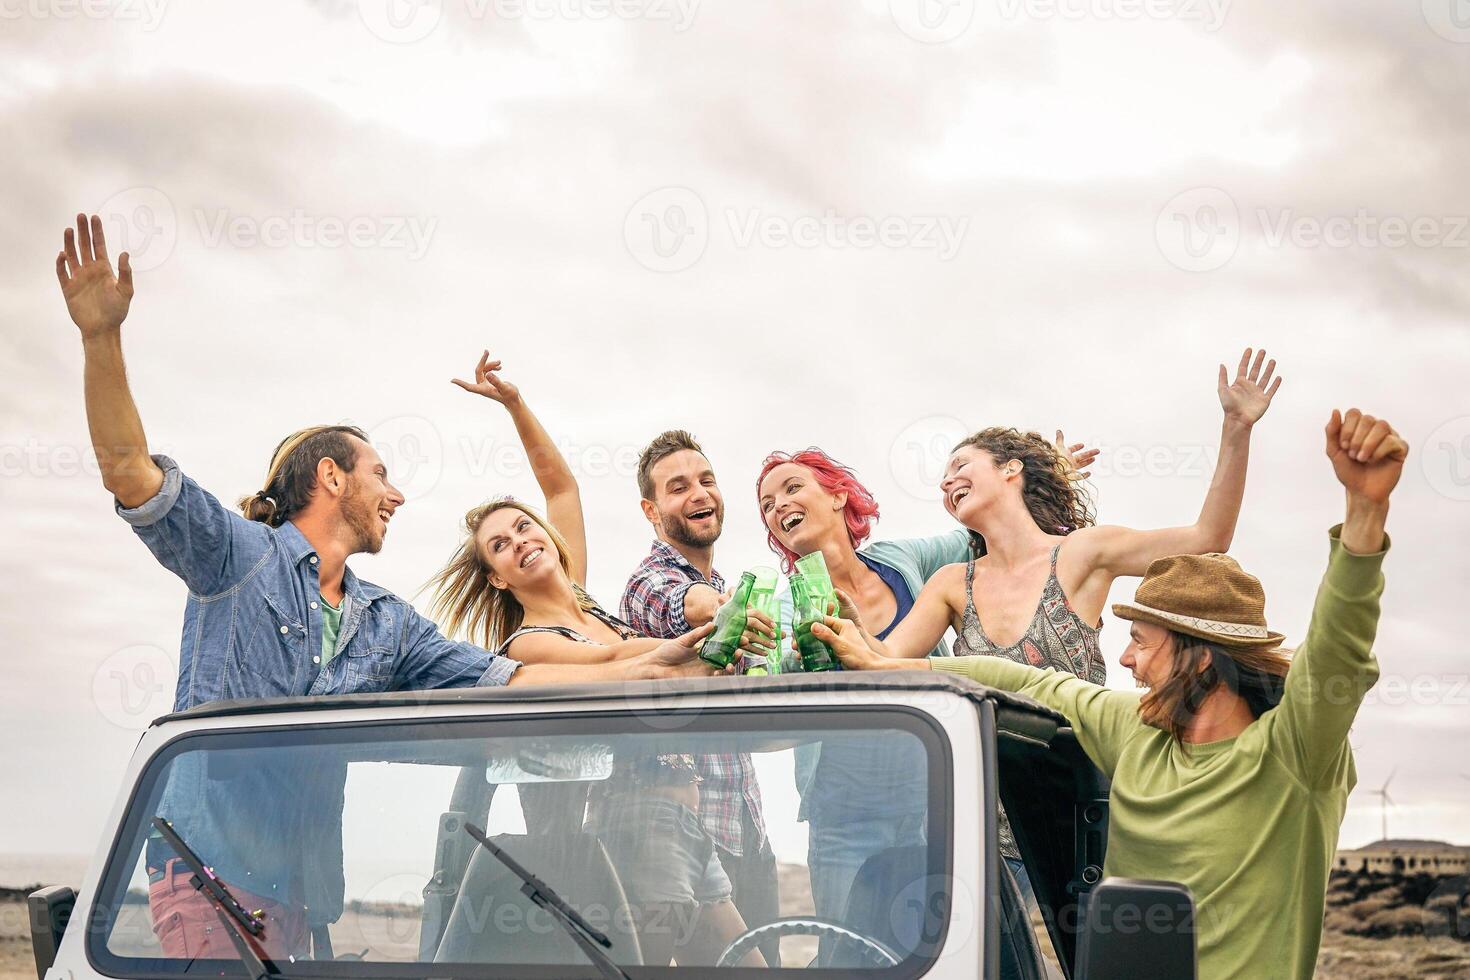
(90, 705), (952, 976)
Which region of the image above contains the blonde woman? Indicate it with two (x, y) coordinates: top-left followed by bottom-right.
(428, 352), (762, 968)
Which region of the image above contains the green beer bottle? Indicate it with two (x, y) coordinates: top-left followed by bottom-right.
(794, 550), (834, 595)
(699, 571), (756, 670)
(744, 566), (781, 675)
(791, 574), (839, 672)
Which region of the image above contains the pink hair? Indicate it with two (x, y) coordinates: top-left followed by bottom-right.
(757, 449), (881, 573)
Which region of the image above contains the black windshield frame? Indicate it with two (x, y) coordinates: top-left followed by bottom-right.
(87, 704), (957, 980)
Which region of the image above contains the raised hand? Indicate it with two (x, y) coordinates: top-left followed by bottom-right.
(1325, 409), (1408, 505)
(1217, 348), (1282, 425)
(451, 351), (521, 407)
(56, 214), (134, 340)
(1055, 430), (1100, 481)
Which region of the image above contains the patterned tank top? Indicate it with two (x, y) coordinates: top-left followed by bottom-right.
(498, 605), (701, 790)
(954, 543), (1104, 857)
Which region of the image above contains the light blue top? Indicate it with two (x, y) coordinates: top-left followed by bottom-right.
(780, 528), (973, 821)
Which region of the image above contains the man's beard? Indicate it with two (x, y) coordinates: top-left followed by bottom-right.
(662, 504), (723, 549)
(341, 478), (384, 555)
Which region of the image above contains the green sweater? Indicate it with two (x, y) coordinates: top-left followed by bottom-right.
(933, 526), (1386, 980)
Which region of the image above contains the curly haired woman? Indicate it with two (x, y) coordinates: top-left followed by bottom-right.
(823, 348), (1281, 905)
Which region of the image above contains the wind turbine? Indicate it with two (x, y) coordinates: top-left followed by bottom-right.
(1366, 767), (1396, 842)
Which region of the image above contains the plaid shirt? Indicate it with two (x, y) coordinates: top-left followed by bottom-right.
(620, 540), (767, 856)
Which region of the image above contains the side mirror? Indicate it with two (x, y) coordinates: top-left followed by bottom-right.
(28, 885), (76, 980)
(1075, 877), (1195, 980)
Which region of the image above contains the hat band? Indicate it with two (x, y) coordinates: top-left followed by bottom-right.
(1128, 602), (1269, 639)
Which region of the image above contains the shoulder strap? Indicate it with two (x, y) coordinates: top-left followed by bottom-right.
(498, 624), (589, 657)
(964, 559), (977, 597)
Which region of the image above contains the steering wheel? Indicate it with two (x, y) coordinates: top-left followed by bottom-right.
(716, 916), (901, 968)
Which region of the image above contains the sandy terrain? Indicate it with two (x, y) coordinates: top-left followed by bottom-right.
(5, 877), (1465, 978)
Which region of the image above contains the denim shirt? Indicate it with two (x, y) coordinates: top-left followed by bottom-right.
(121, 456), (518, 924)
(117, 455), (519, 708)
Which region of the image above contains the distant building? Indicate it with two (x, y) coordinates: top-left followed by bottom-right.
(1335, 839), (1470, 875)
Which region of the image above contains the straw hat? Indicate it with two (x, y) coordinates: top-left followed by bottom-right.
(1112, 553), (1285, 649)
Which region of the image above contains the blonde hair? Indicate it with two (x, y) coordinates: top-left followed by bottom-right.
(427, 497), (597, 651)
(238, 425), (368, 527)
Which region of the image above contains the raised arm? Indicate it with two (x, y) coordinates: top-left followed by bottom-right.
(1076, 347), (1281, 580)
(57, 213), (162, 508)
(1273, 409), (1403, 783)
(452, 352), (587, 585)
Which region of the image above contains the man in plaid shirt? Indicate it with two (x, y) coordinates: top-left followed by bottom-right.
(620, 430), (779, 964)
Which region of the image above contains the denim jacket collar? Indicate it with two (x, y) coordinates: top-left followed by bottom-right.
(277, 520), (390, 607)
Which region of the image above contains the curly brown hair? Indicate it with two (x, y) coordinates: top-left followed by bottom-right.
(951, 427), (1096, 555)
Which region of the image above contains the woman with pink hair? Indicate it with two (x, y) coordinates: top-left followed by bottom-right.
(754, 439), (1093, 944)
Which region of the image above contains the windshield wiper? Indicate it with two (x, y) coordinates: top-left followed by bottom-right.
(463, 822), (631, 980)
(151, 816), (279, 980)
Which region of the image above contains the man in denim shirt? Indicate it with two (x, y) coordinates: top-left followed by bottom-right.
(56, 213), (706, 962)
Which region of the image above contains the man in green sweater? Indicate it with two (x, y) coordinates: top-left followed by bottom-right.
(815, 407), (1407, 980)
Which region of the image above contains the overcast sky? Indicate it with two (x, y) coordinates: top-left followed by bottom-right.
(3, 0), (1469, 882)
